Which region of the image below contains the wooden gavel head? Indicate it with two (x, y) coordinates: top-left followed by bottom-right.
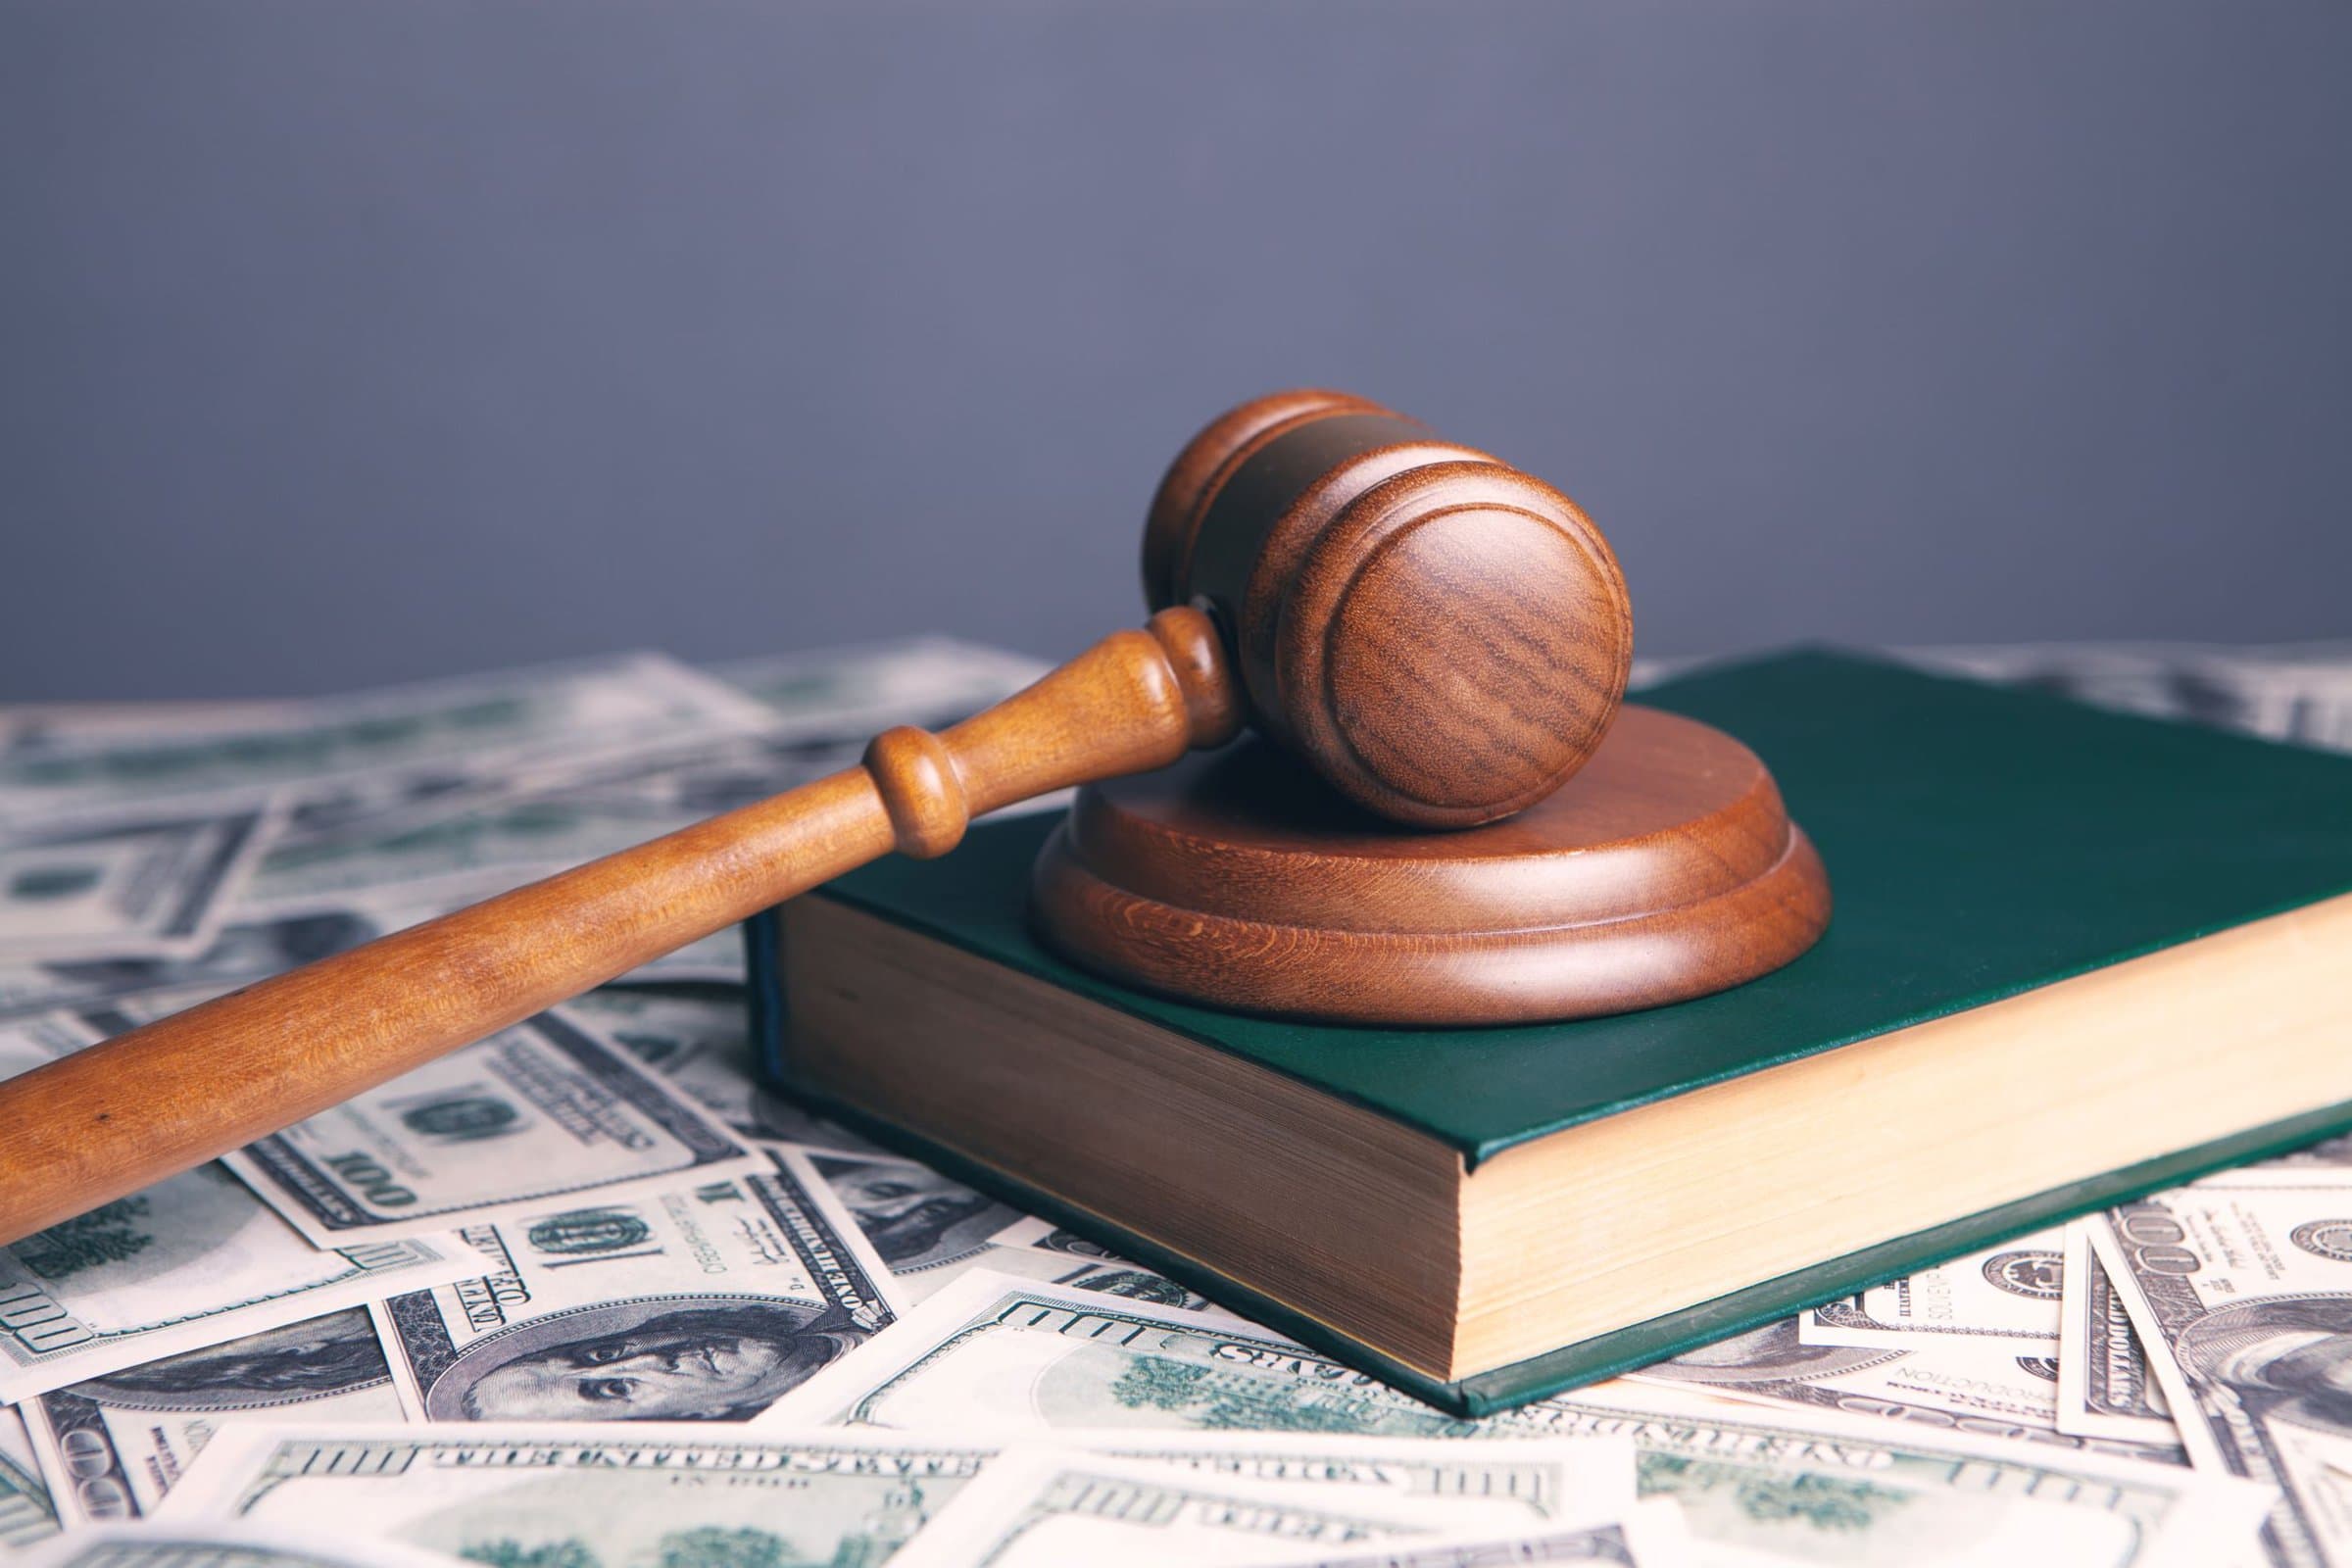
(1140, 390), (1633, 829)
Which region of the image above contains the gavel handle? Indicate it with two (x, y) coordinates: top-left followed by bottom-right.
(0, 609), (1239, 1245)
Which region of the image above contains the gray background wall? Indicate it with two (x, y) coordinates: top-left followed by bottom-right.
(4, 1), (2347, 701)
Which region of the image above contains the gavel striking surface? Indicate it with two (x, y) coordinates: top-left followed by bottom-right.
(1031, 706), (1833, 1026)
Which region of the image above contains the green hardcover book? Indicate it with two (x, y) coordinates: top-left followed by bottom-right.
(746, 650), (2352, 1416)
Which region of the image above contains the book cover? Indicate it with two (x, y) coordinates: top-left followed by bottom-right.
(748, 649), (2352, 1414)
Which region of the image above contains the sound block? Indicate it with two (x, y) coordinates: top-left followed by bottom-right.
(1029, 706), (1832, 1026)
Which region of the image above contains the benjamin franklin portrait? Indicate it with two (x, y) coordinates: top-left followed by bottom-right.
(422, 1295), (860, 1422)
(811, 1156), (1011, 1274)
(2176, 1295), (2352, 1442)
(74, 1309), (390, 1412)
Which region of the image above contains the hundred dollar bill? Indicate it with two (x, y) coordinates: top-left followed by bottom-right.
(882, 1243), (1215, 1310)
(234, 790), (676, 912)
(0, 907), (379, 1023)
(757, 1270), (1485, 1438)
(0, 803), (278, 961)
(0, 653), (776, 825)
(230, 729), (873, 913)
(219, 1008), (760, 1247)
(806, 1152), (1024, 1290)
(988, 1213), (1132, 1261)
(0, 864), (544, 1027)
(2091, 1178), (2352, 1566)
(973, 1221), (1217, 1308)
(155, 1423), (1004, 1565)
(884, 1448), (1530, 1568)
(14, 868), (602, 1028)
(762, 1273), (2271, 1566)
(371, 1149), (895, 1422)
(0, 1404), (62, 1549)
(1072, 1432), (1634, 1524)
(1799, 1229), (2065, 1348)
(0, 1008), (119, 1082)
(19, 1521), (512, 1568)
(22, 1308), (405, 1524)
(1044, 1261), (1215, 1311)
(1630, 1315), (2183, 1465)
(0, 1154), (469, 1405)
(1260, 1501), (1689, 1567)
(413, 719), (1063, 990)
(1537, 1382), (2268, 1568)
(563, 985), (762, 1140)
(956, 1217), (1214, 1311)
(487, 646), (1056, 836)
(2059, 1220), (2181, 1446)
(249, 731), (768, 860)
(791, 1168), (1201, 1331)
(242, 638), (1060, 907)
(564, 985), (900, 1152)
(227, 639), (1047, 885)
(710, 638), (1050, 738)
(0, 1015), (472, 1402)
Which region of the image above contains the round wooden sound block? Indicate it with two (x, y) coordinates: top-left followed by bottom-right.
(1030, 706), (1832, 1026)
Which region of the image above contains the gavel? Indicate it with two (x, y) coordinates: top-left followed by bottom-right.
(0, 390), (1633, 1244)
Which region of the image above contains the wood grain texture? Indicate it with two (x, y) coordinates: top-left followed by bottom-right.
(0, 608), (1239, 1245)
(1030, 707), (1832, 1025)
(1149, 389), (1633, 827)
(1141, 387), (1389, 611)
(0, 384), (1741, 1242)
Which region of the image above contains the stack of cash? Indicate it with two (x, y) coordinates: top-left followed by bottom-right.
(1, 637), (2348, 1568)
